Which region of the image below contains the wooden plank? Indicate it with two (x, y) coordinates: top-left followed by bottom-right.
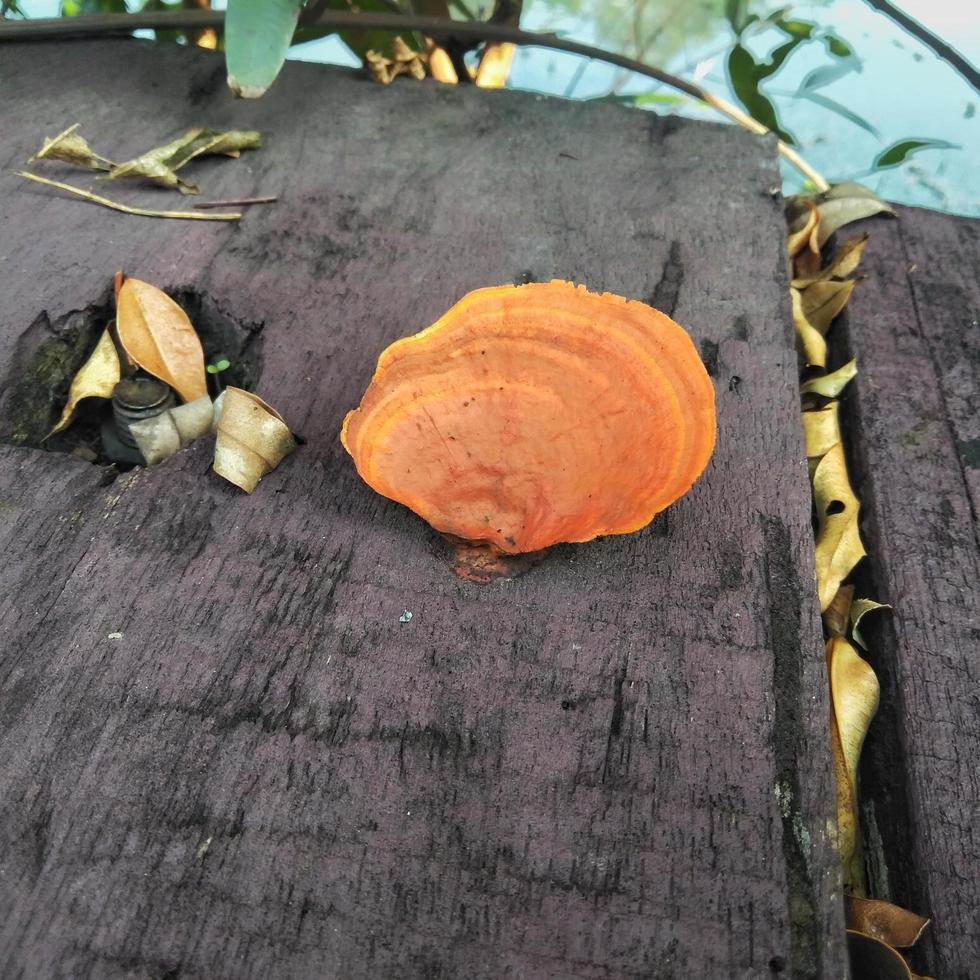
(0, 39), (845, 979)
(836, 207), (980, 979)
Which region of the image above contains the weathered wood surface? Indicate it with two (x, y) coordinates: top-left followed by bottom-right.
(838, 208), (980, 980)
(0, 40), (845, 979)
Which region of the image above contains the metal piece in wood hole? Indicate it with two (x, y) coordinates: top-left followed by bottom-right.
(112, 377), (175, 449)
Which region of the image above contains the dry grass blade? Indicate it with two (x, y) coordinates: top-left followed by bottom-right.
(15, 171), (241, 221)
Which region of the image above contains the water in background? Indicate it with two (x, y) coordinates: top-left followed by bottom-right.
(291, 0), (979, 217)
(17, 0), (980, 215)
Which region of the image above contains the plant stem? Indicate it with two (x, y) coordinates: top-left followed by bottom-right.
(193, 195), (278, 208)
(15, 171), (242, 220)
(0, 10), (831, 189)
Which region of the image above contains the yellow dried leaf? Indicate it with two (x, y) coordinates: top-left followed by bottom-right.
(117, 278), (207, 403)
(213, 387), (297, 493)
(105, 128), (261, 195)
(800, 279), (856, 334)
(793, 233), (870, 287)
(475, 42), (516, 89)
(829, 636), (879, 890)
(426, 40), (459, 83)
(851, 598), (892, 649)
(802, 359), (858, 399)
(791, 288), (828, 368)
(846, 930), (915, 980)
(787, 200), (819, 257)
(366, 36), (428, 84)
(824, 584), (854, 636)
(46, 327), (121, 438)
(846, 897), (930, 949)
(31, 122), (114, 172)
(802, 403), (840, 457)
(813, 442), (866, 609)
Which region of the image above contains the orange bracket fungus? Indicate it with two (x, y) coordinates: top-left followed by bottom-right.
(342, 280), (716, 571)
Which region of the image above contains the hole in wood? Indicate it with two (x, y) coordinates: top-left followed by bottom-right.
(0, 284), (264, 469)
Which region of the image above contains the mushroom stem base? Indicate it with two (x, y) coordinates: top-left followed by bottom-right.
(446, 535), (549, 584)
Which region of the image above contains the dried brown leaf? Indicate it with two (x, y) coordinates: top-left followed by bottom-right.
(117, 278), (207, 403)
(829, 637), (879, 889)
(46, 327), (120, 438)
(105, 128), (261, 195)
(31, 122), (114, 172)
(800, 279), (856, 334)
(791, 288), (828, 368)
(366, 36), (428, 84)
(824, 584), (854, 636)
(813, 441), (866, 609)
(802, 403), (840, 457)
(213, 387), (297, 492)
(129, 395), (214, 465)
(851, 598), (892, 649)
(793, 233), (870, 287)
(801, 359), (858, 399)
(787, 200), (820, 256)
(846, 930), (914, 980)
(846, 897), (930, 949)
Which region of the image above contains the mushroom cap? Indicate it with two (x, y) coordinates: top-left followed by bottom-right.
(342, 280), (716, 554)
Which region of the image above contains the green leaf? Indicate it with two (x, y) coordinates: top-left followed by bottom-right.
(777, 19), (814, 39)
(725, 0), (749, 33)
(826, 34), (852, 58)
(799, 57), (859, 93)
(802, 92), (879, 136)
(873, 138), (959, 171)
(226, 0), (304, 99)
(727, 44), (795, 144)
(207, 358), (231, 374)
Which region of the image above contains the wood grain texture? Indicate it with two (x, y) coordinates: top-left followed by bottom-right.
(836, 207), (980, 980)
(0, 40), (844, 979)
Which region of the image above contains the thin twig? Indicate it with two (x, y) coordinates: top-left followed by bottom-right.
(193, 194), (278, 208)
(15, 171), (242, 220)
(860, 0), (979, 93)
(0, 10), (831, 189)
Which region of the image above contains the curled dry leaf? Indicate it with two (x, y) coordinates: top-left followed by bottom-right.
(846, 896), (930, 949)
(800, 279), (857, 335)
(802, 403), (840, 457)
(813, 442), (866, 609)
(802, 358), (858, 398)
(791, 288), (827, 368)
(366, 36), (428, 85)
(793, 233), (870, 287)
(851, 597), (892, 649)
(829, 636), (880, 890)
(213, 387), (297, 493)
(117, 278), (208, 403)
(129, 395), (214, 465)
(106, 128), (261, 195)
(47, 327), (121, 438)
(847, 930), (919, 980)
(824, 583), (854, 636)
(787, 200), (820, 256)
(31, 122), (114, 172)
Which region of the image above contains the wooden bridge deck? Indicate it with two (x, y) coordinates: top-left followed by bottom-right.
(0, 36), (975, 980)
